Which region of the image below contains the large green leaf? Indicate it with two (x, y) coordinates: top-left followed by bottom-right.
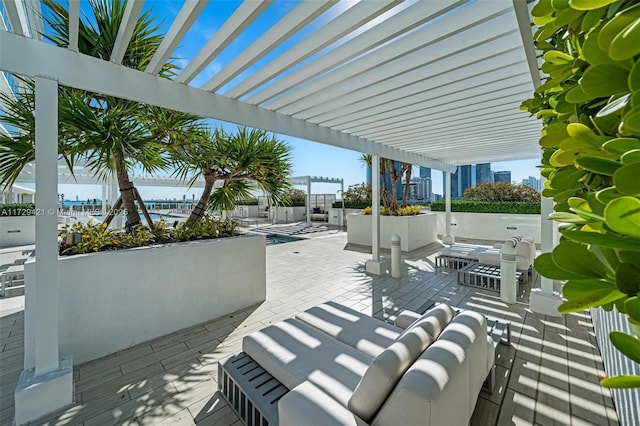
(610, 331), (640, 363)
(552, 239), (609, 278)
(550, 211), (588, 223)
(565, 85), (594, 103)
(601, 375), (640, 388)
(621, 149), (640, 165)
(603, 137), (640, 156)
(562, 229), (640, 251)
(625, 297), (640, 321)
(583, 32), (618, 66)
(562, 279), (616, 299)
(613, 163), (640, 195)
(609, 17), (640, 61)
(575, 156), (622, 175)
(629, 60), (640, 92)
(532, 0), (553, 17)
(605, 196), (640, 237)
(622, 107), (640, 133)
(579, 64), (630, 97)
(617, 264), (640, 295)
(534, 253), (591, 280)
(558, 287), (626, 312)
(550, 167), (586, 189)
(596, 94), (630, 117)
(569, 0), (617, 10)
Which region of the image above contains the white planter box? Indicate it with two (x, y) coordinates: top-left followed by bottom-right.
(232, 205), (259, 218)
(347, 213), (437, 252)
(328, 208), (361, 226)
(24, 234), (266, 365)
(434, 212), (541, 242)
(0, 216), (36, 247)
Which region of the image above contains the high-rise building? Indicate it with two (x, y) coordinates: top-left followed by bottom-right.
(419, 166), (431, 179)
(494, 171), (511, 183)
(476, 163), (493, 184)
(406, 176), (432, 202)
(522, 176), (541, 191)
(442, 163), (493, 199)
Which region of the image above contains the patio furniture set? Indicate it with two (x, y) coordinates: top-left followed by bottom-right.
(219, 301), (507, 426)
(435, 236), (536, 293)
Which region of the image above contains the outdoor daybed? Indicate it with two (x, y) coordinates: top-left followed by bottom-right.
(218, 301), (497, 426)
(436, 236), (536, 283)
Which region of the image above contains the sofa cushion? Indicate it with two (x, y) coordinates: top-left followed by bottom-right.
(348, 325), (433, 422)
(394, 303), (455, 343)
(296, 301), (403, 358)
(373, 310), (492, 426)
(243, 318), (372, 406)
(437, 245), (485, 260)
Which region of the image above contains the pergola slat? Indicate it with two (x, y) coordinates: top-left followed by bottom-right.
(110, 0), (145, 64)
(200, 0), (337, 92)
(2, 0), (29, 37)
(68, 0), (80, 52)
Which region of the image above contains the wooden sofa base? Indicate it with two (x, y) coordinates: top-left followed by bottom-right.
(218, 352), (288, 426)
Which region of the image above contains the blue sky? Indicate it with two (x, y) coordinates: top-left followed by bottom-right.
(50, 0), (540, 200)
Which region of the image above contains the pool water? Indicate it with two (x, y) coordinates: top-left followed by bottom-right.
(265, 234), (301, 245)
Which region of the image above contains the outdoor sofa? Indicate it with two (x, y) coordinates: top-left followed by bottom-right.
(219, 301), (496, 426)
(436, 236), (536, 283)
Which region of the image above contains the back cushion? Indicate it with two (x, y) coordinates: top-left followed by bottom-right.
(348, 326), (433, 422)
(394, 303), (455, 343)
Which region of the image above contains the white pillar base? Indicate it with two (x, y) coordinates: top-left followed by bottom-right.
(442, 235), (455, 245)
(529, 288), (563, 317)
(14, 354), (74, 425)
(365, 259), (386, 276)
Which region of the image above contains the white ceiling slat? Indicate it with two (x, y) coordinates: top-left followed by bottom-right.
(348, 88), (529, 134)
(223, 0), (402, 99)
(292, 33), (523, 121)
(24, 0), (43, 41)
(0, 122), (10, 137)
(110, 0), (145, 64)
(245, 0), (469, 106)
(176, 0), (272, 84)
(68, 0), (80, 52)
(271, 1), (513, 114)
(328, 62), (530, 131)
(2, 0), (30, 36)
(145, 0), (209, 75)
(0, 30), (456, 172)
(201, 0), (337, 92)
(362, 106), (531, 141)
(338, 80), (531, 136)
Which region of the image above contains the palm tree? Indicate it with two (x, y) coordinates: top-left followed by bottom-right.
(39, 0), (199, 231)
(360, 154), (412, 213)
(172, 127), (293, 226)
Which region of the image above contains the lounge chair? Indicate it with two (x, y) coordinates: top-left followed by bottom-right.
(218, 302), (498, 426)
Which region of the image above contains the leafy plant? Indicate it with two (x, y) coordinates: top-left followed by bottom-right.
(361, 155), (412, 214)
(343, 183), (372, 203)
(430, 200), (541, 214)
(361, 205), (423, 216)
(332, 200), (371, 209)
(463, 181), (541, 202)
(521, 0), (640, 388)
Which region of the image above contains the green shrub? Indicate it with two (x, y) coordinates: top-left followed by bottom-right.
(59, 217), (239, 256)
(332, 201), (371, 209)
(429, 200), (540, 214)
(0, 203), (36, 216)
(237, 198), (258, 206)
(361, 205), (423, 216)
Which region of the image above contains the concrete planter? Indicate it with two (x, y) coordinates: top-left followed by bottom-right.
(0, 216), (35, 247)
(433, 212), (541, 242)
(347, 213), (437, 252)
(24, 234), (266, 365)
(328, 208), (361, 226)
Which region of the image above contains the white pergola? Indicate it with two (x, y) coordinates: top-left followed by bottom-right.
(0, 0), (559, 423)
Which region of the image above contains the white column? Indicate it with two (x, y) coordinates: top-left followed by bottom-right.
(306, 177), (311, 225)
(442, 171), (455, 244)
(530, 175), (562, 316)
(101, 183), (107, 215)
(33, 77), (60, 376)
(366, 154), (385, 275)
(15, 77), (73, 426)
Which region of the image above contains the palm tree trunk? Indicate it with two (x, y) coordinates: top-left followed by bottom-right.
(389, 161), (399, 214)
(186, 173), (215, 226)
(114, 154), (141, 232)
(402, 164), (412, 207)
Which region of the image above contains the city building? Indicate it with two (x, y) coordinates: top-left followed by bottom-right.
(493, 170), (512, 183)
(442, 163), (493, 199)
(522, 176), (541, 191)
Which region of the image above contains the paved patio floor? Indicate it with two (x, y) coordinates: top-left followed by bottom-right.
(0, 231), (619, 425)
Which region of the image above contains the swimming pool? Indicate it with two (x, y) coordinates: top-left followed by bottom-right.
(264, 234), (302, 245)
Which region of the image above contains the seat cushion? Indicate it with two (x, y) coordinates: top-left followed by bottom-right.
(437, 245), (485, 260)
(394, 303), (455, 343)
(348, 325), (433, 422)
(243, 318), (372, 407)
(296, 301), (403, 358)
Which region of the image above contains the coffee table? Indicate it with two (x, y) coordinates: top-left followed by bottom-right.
(457, 262), (521, 293)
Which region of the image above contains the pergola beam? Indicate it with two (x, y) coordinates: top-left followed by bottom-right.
(201, 0), (337, 92)
(145, 0), (208, 75)
(0, 30), (456, 172)
(176, 0), (272, 84)
(110, 0), (145, 64)
(68, 0), (80, 52)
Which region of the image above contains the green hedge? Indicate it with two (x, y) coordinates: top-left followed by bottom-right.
(0, 203), (36, 216)
(430, 200), (540, 214)
(237, 198), (259, 206)
(332, 201), (371, 209)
